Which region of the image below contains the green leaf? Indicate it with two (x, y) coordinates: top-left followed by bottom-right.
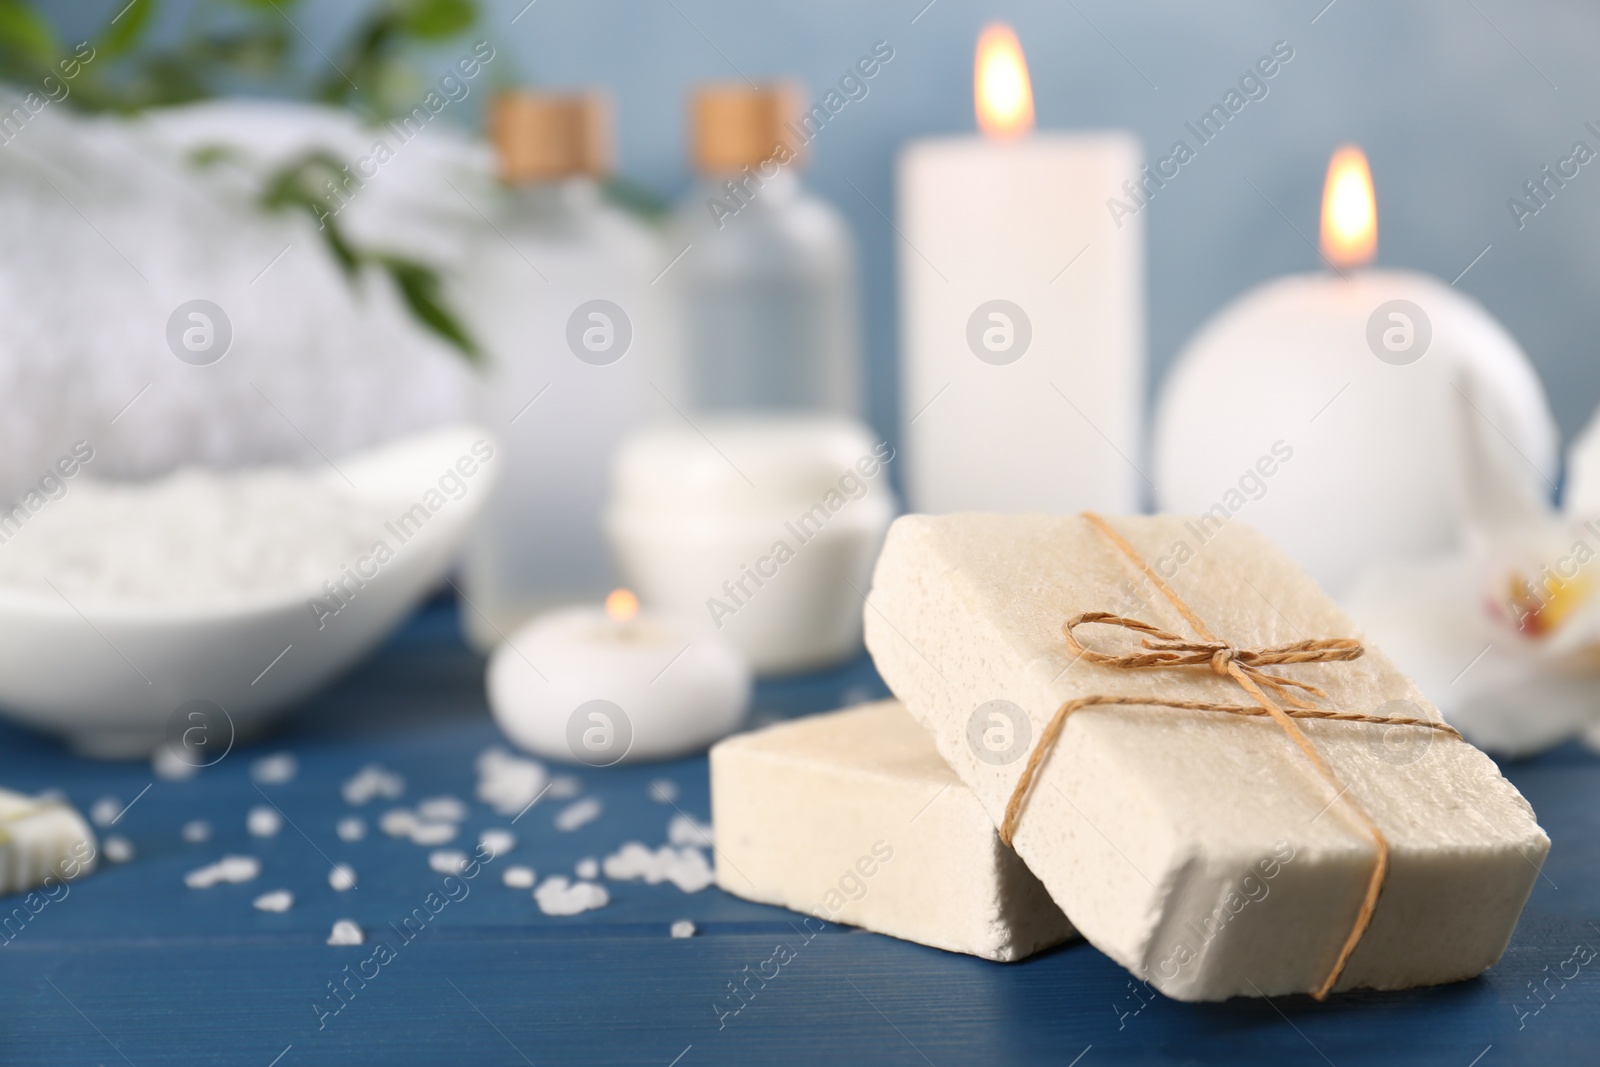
(376, 254), (482, 362)
(100, 0), (155, 58)
(258, 154), (480, 364)
(0, 0), (59, 66)
(397, 0), (474, 39)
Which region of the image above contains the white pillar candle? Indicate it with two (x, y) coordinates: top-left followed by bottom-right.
(898, 23), (1143, 514)
(1154, 147), (1556, 595)
(487, 590), (750, 765)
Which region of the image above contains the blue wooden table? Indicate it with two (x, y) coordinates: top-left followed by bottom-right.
(1, 598), (1596, 1066)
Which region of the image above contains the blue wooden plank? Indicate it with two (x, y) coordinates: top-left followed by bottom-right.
(1, 599), (1596, 1065)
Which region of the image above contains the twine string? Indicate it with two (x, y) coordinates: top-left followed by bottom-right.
(998, 512), (1461, 1001)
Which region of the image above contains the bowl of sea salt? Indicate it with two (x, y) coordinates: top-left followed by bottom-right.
(0, 424), (496, 757)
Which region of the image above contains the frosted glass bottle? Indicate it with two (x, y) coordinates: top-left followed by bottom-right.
(457, 92), (681, 650)
(675, 84), (862, 415)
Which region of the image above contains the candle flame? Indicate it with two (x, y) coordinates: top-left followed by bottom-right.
(974, 23), (1034, 140)
(1320, 145), (1377, 268)
(605, 588), (639, 622)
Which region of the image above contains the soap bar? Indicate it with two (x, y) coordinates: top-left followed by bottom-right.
(710, 700), (1074, 962)
(0, 789), (97, 896)
(864, 513), (1549, 1000)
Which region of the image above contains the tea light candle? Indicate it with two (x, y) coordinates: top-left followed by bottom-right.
(1154, 146), (1557, 595)
(487, 590), (751, 765)
(898, 23), (1143, 514)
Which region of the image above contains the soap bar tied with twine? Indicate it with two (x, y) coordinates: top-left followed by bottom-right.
(998, 513), (1463, 1001)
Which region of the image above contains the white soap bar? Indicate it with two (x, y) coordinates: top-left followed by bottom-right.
(864, 513), (1549, 1000)
(0, 789), (97, 895)
(710, 700), (1074, 962)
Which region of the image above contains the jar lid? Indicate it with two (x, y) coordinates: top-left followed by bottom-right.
(690, 82), (802, 174)
(610, 416), (890, 513)
(490, 90), (609, 183)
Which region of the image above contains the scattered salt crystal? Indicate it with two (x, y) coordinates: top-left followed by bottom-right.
(670, 920), (696, 939)
(329, 864), (357, 891)
(379, 808), (417, 837)
(250, 753), (298, 784)
(547, 775), (582, 799)
(415, 795), (468, 823)
(503, 865), (536, 889)
(554, 797), (602, 832)
(602, 842), (715, 893)
(575, 857), (599, 880)
(534, 876), (609, 916)
(429, 849), (468, 874)
(648, 779), (679, 804)
(379, 808), (456, 845)
(328, 919), (364, 946)
(102, 835), (135, 863)
(253, 889), (294, 912)
(343, 764), (404, 806)
(246, 805), (282, 838)
(475, 747), (548, 816)
(336, 816), (366, 842)
(152, 747), (199, 781)
(182, 819), (212, 843)
(90, 796), (120, 828)
(185, 855), (261, 888)
(478, 829), (515, 857)
(667, 813), (714, 848)
(409, 822), (458, 846)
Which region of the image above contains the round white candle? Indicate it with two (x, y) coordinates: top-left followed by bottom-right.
(898, 23), (1143, 515)
(487, 591), (750, 765)
(1154, 147), (1556, 595)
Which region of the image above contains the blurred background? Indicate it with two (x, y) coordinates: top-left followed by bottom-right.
(27, 0), (1600, 453)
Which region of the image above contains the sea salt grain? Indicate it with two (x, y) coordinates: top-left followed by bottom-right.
(670, 920), (696, 939)
(328, 919), (364, 946)
(246, 805), (282, 838)
(415, 795), (468, 823)
(429, 850), (468, 874)
(667, 813), (713, 848)
(336, 816), (366, 842)
(602, 843), (715, 893)
(534, 876), (609, 916)
(502, 865), (536, 889)
(554, 797), (601, 832)
(343, 764), (405, 806)
(90, 796), (120, 828)
(648, 779), (679, 804)
(253, 889), (294, 912)
(185, 855), (260, 889)
(251, 753), (298, 785)
(379, 808), (457, 846)
(547, 775), (582, 800)
(478, 829), (515, 857)
(475, 747), (548, 816)
(102, 835), (134, 863)
(181, 820), (212, 843)
(329, 864), (357, 891)
(575, 857), (599, 880)
(152, 747), (199, 781)
(410, 822), (457, 846)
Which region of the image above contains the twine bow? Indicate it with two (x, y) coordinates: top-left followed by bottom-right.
(998, 513), (1461, 1001)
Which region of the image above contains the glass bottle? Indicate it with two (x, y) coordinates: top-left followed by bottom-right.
(457, 90), (681, 649)
(672, 83), (862, 415)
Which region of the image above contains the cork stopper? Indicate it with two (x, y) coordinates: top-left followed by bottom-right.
(691, 82), (802, 174)
(490, 90), (609, 183)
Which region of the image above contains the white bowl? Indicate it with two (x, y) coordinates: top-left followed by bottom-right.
(0, 425), (497, 758)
